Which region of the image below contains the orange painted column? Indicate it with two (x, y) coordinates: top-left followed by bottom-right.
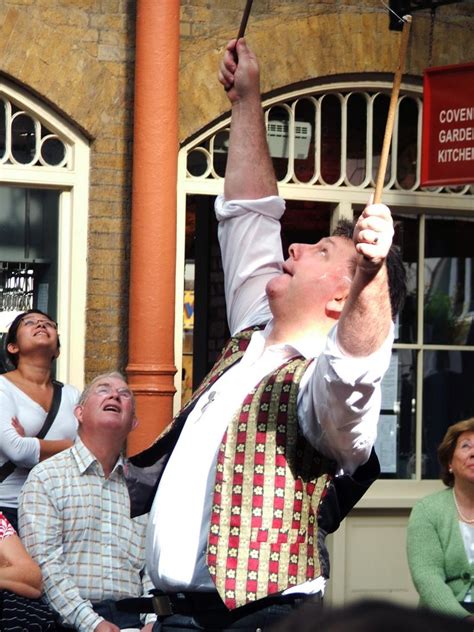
(126, 0), (179, 455)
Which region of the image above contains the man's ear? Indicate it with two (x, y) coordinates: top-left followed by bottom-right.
(325, 296), (346, 320)
(74, 404), (83, 425)
(131, 416), (139, 431)
(325, 277), (352, 320)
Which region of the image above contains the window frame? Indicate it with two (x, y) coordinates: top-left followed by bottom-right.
(0, 78), (89, 389)
(176, 77), (474, 499)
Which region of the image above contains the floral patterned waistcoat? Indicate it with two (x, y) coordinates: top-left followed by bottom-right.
(128, 327), (339, 609)
(193, 329), (335, 608)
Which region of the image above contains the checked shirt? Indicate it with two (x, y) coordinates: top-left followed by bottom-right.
(18, 438), (153, 632)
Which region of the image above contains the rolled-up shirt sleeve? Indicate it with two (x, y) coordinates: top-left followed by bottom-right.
(215, 194), (285, 334)
(298, 323), (394, 475)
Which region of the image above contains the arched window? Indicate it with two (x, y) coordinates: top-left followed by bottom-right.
(0, 78), (89, 388)
(176, 77), (474, 486)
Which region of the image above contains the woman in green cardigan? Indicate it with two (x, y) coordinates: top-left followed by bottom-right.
(407, 417), (474, 621)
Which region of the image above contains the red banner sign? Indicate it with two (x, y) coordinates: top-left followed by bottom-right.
(421, 62), (474, 187)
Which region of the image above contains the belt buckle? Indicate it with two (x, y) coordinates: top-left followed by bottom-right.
(152, 594), (174, 616)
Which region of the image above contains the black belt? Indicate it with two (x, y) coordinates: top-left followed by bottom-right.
(116, 590), (314, 617)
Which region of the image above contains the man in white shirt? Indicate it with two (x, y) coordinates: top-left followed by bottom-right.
(128, 38), (406, 631)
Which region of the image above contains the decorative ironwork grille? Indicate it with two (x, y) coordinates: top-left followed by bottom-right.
(0, 97), (70, 168)
(185, 87), (472, 199)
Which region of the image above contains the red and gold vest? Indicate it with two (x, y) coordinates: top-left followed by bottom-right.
(195, 329), (335, 608)
(129, 327), (337, 609)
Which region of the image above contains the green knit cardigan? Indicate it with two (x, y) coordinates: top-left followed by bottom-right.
(407, 487), (474, 619)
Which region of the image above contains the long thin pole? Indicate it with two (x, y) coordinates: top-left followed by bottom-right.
(237, 0), (254, 39)
(232, 0), (254, 63)
(374, 15), (412, 203)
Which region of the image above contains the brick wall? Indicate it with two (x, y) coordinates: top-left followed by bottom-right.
(0, 0), (472, 382)
(179, 0), (474, 142)
(0, 0), (135, 379)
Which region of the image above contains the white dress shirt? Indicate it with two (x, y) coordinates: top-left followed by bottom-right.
(146, 195), (393, 594)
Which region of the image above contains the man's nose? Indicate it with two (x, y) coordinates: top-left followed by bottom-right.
(288, 243), (306, 259)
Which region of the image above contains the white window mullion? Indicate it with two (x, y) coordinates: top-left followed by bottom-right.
(314, 95), (322, 183)
(3, 99), (12, 164)
(415, 214), (426, 481)
(415, 97), (423, 190)
(387, 100), (398, 191)
(341, 94), (348, 186)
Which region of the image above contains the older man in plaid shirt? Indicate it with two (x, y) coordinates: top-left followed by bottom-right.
(19, 372), (155, 632)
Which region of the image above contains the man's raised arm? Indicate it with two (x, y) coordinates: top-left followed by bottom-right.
(216, 39), (284, 333)
(337, 202), (395, 357)
(218, 38), (277, 201)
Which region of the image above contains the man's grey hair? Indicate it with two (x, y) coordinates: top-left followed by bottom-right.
(77, 371), (133, 408)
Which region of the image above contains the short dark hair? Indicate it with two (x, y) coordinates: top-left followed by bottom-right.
(438, 418), (474, 487)
(4, 309), (60, 368)
(271, 598), (472, 632)
(332, 218), (407, 321)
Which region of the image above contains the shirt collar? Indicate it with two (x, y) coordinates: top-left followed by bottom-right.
(72, 436), (125, 476)
(247, 319), (329, 360)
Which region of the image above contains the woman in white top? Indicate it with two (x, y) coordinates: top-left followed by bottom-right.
(0, 310), (79, 529)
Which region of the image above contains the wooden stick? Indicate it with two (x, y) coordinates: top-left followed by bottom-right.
(231, 0), (254, 63)
(374, 15), (412, 204)
(237, 0), (254, 40)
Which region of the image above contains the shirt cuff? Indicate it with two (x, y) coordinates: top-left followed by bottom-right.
(75, 608), (103, 632)
(215, 194), (285, 221)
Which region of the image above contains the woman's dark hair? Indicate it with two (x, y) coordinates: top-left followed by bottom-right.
(4, 309), (60, 368)
(438, 418), (474, 487)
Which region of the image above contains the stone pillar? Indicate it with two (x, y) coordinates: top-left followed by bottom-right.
(126, 0), (179, 454)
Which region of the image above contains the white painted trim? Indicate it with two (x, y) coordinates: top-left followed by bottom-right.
(0, 165), (77, 187)
(65, 140), (89, 390)
(174, 149), (188, 414)
(357, 479), (444, 508)
(0, 78), (89, 390)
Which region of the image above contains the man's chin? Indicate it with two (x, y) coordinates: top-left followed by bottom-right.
(265, 275), (289, 299)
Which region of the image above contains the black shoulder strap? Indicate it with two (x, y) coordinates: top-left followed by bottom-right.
(36, 380), (63, 440)
(0, 380), (64, 483)
(0, 461), (16, 483)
